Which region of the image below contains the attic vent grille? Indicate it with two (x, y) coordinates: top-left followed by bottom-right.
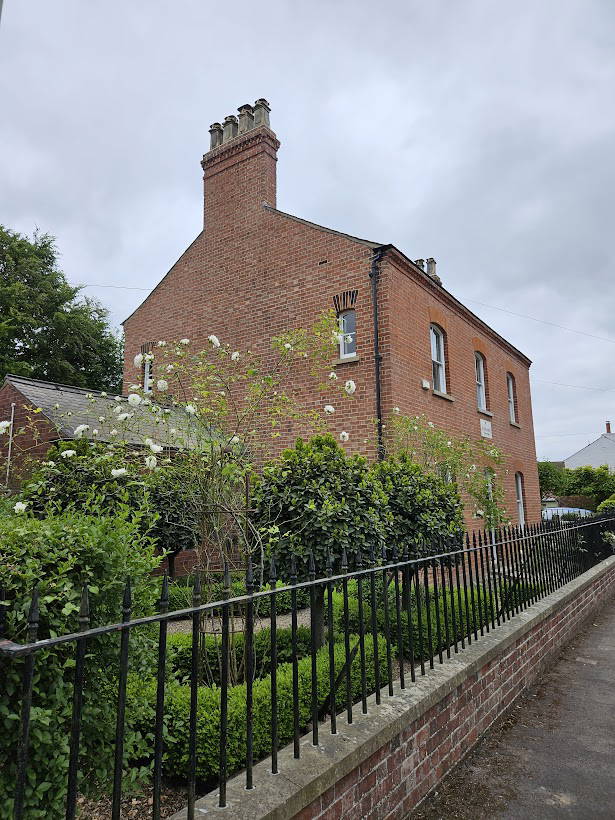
(333, 290), (358, 314)
(140, 341), (155, 354)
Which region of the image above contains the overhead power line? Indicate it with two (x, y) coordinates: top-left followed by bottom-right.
(535, 431), (602, 439)
(466, 298), (615, 345)
(532, 377), (614, 392)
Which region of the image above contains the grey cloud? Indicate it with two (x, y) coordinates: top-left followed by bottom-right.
(1, 0), (614, 461)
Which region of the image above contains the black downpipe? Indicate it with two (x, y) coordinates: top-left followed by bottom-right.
(370, 246), (388, 461)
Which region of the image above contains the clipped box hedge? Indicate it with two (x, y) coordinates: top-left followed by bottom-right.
(130, 633), (390, 784)
(167, 624), (313, 685)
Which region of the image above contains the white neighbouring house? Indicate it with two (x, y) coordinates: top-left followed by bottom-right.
(564, 422), (615, 472)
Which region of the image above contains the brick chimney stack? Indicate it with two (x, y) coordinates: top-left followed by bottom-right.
(201, 99), (280, 234)
(607, 421), (611, 434)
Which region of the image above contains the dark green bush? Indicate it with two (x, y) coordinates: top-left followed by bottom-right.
(167, 625), (313, 686)
(371, 454), (464, 557)
(332, 576), (535, 662)
(154, 633), (390, 783)
(0, 508), (161, 818)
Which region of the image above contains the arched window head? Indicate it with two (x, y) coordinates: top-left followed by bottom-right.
(507, 373), (518, 424)
(338, 309), (356, 359)
(515, 472), (526, 527)
(430, 324), (447, 393)
(475, 352), (487, 411)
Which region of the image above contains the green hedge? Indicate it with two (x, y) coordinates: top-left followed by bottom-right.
(131, 633), (390, 784)
(167, 625), (313, 686)
(332, 577), (536, 662)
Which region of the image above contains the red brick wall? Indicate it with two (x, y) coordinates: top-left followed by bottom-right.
(123, 119), (541, 525)
(0, 382), (57, 487)
(297, 560), (615, 820)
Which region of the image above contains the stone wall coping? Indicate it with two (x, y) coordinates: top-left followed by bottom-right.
(170, 555), (615, 819)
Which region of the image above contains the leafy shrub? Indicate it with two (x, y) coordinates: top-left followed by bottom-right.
(332, 575), (535, 662)
(597, 494), (615, 513)
(151, 633), (390, 783)
(252, 434), (389, 578)
(167, 625), (313, 686)
(371, 454), (464, 557)
(20, 440), (200, 563)
(0, 508), (161, 818)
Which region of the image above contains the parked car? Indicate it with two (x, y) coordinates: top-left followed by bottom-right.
(541, 506), (593, 521)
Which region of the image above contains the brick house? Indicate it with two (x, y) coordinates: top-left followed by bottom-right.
(122, 99), (541, 526)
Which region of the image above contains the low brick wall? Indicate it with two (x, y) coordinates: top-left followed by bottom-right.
(173, 555), (615, 820)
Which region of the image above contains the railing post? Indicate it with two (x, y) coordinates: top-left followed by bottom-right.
(14, 586), (39, 820)
(65, 585), (90, 820)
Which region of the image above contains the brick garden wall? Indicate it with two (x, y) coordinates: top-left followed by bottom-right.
(177, 555), (615, 820)
(298, 559), (615, 820)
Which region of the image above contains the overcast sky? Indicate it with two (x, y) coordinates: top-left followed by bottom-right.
(1, 0), (614, 461)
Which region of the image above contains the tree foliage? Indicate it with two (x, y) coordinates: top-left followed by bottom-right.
(537, 461), (568, 497)
(0, 225), (122, 392)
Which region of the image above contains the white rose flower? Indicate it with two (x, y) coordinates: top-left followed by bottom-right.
(208, 334), (220, 348)
(73, 424), (89, 438)
(111, 468), (128, 478)
(393, 407), (400, 414)
(166, 364), (174, 373)
(110, 429), (118, 437)
(230, 435), (240, 444)
(13, 501), (28, 514)
(134, 353), (144, 368)
(157, 340), (167, 347)
(284, 342), (293, 350)
(185, 404), (197, 415)
(156, 380), (168, 391)
(53, 403), (60, 410)
(170, 427), (177, 435)
(100, 391), (107, 397)
(344, 380), (356, 395)
(115, 395), (122, 402)
(231, 351), (240, 361)
(129, 384), (140, 392)
(127, 393), (141, 406)
(144, 352), (154, 362)
(324, 405), (335, 414)
(149, 442), (163, 453)
(0, 420), (11, 434)
(447, 441), (452, 446)
(145, 455), (157, 470)
(428, 421), (435, 428)
(61, 450), (76, 458)
(113, 405), (123, 415)
(339, 431), (350, 442)
(117, 413), (131, 422)
(144, 437), (153, 446)
(92, 429), (99, 437)
(180, 338), (190, 345)
(42, 460), (55, 467)
(328, 372), (338, 380)
(98, 416), (106, 423)
(86, 393), (93, 400)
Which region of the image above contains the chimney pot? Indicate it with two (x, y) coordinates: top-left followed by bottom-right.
(253, 98), (271, 127)
(414, 259), (425, 271)
(222, 115), (238, 143)
(426, 257), (436, 276)
(209, 122), (223, 150)
(607, 421), (611, 434)
(237, 104), (255, 134)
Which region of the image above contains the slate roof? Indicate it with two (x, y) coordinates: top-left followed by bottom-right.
(2, 374), (195, 448)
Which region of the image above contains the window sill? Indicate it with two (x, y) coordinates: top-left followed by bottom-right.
(478, 408), (493, 418)
(509, 420), (521, 429)
(333, 355), (360, 365)
(432, 389), (455, 403)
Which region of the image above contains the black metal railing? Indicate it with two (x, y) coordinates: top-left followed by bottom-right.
(1, 515), (614, 819)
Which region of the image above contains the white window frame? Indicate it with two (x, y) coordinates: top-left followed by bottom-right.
(515, 472), (525, 527)
(475, 352), (487, 411)
(143, 357), (153, 394)
(507, 373), (517, 423)
(338, 309), (356, 359)
(430, 324), (447, 393)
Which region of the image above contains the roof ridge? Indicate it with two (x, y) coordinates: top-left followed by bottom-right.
(263, 205), (382, 248)
(4, 374), (120, 397)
